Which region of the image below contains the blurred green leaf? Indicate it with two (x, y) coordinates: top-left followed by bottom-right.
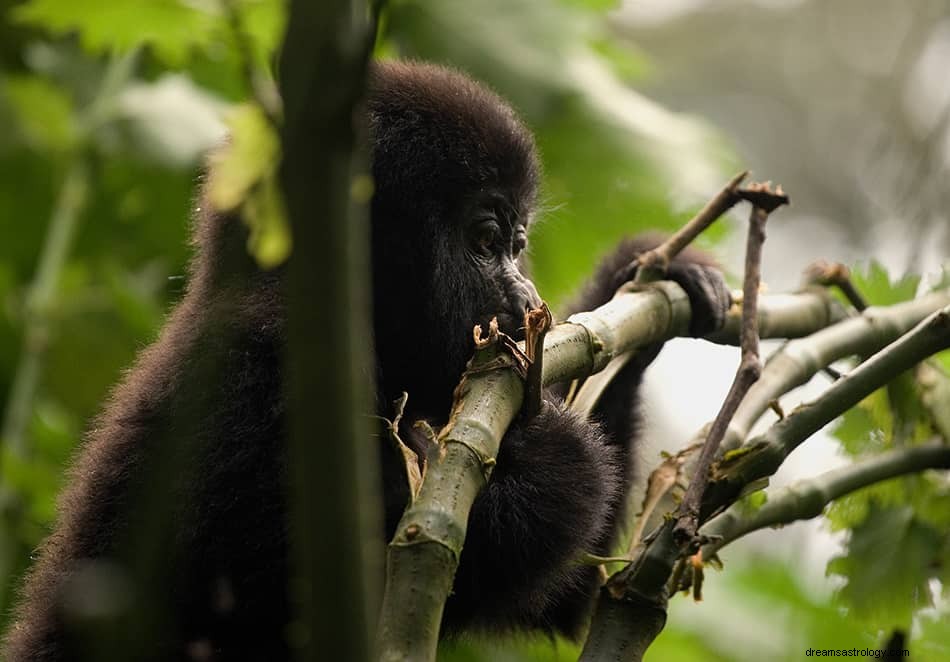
(936, 349), (950, 374)
(659, 555), (874, 661)
(918, 361), (950, 441)
(244, 173), (290, 268)
(827, 503), (942, 630)
(589, 37), (650, 83)
(1, 441), (62, 526)
(205, 102), (288, 267)
(828, 470), (950, 533)
(2, 74), (77, 151)
(12, 0), (217, 65)
(738, 488), (768, 513)
(239, 0), (286, 68)
(559, 0), (618, 10)
(206, 103), (278, 211)
(916, 609), (950, 662)
(832, 389), (889, 456)
(439, 636), (580, 662)
(103, 261), (167, 338)
(885, 371), (930, 447)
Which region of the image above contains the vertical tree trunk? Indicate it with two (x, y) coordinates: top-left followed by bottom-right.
(279, 2), (380, 660)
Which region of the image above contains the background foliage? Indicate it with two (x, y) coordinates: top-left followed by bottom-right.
(0, 1), (947, 660)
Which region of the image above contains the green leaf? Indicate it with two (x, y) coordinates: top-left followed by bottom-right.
(2, 75), (77, 152)
(12, 0), (217, 65)
(916, 609), (950, 662)
(827, 503), (943, 629)
(559, 0), (619, 10)
(1, 443), (62, 526)
(936, 349), (950, 374)
(203, 102), (287, 268)
(831, 390), (889, 456)
(239, 0), (287, 68)
(589, 38), (649, 83)
(206, 103), (278, 211)
(699, 559), (874, 658)
(918, 361), (950, 441)
(885, 371), (930, 446)
(910, 473), (950, 531)
(850, 260), (920, 307)
(828, 471), (950, 533)
(243, 173), (290, 268)
(736, 488), (767, 514)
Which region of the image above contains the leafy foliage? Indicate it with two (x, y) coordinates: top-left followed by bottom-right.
(825, 263), (950, 642)
(827, 503), (941, 629)
(849, 260), (920, 307)
(12, 0), (284, 69)
(1, 0), (947, 660)
(4, 74), (76, 151)
(13, 0), (217, 63)
(207, 103), (288, 267)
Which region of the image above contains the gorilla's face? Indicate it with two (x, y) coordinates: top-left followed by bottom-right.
(457, 195), (541, 341)
(366, 61), (543, 416)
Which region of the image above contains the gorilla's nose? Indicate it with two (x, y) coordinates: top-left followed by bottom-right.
(519, 278), (542, 312)
(511, 279), (541, 313)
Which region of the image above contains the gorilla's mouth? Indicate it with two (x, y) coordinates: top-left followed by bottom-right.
(487, 311), (527, 342)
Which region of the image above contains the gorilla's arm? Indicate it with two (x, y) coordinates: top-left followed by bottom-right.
(441, 236), (729, 638)
(442, 403), (622, 636)
(560, 236), (730, 450)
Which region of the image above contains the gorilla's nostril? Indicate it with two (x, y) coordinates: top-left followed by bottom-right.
(523, 280), (542, 311)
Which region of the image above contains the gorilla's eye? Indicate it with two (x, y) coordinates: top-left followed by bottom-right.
(474, 220), (501, 255)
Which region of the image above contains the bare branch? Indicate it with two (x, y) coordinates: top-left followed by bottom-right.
(581, 303), (950, 662)
(672, 192), (783, 545)
(700, 439), (950, 558)
(627, 445), (699, 554)
(710, 304), (950, 501)
(635, 170), (748, 278)
(804, 260), (868, 311)
(629, 289), (950, 564)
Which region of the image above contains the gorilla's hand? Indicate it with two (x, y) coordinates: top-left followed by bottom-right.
(664, 258), (731, 337)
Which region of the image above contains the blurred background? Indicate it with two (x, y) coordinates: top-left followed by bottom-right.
(1, 0), (948, 660)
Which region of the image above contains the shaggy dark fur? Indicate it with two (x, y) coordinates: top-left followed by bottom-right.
(1, 61), (729, 660)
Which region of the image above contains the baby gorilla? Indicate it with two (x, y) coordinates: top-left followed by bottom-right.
(2, 61), (730, 660)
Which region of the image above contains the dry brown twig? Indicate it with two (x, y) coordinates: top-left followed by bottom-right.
(804, 260), (869, 312)
(523, 303), (553, 420)
(634, 171), (749, 280)
(671, 180), (789, 546)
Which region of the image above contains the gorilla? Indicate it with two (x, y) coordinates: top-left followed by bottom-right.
(2, 60), (729, 660)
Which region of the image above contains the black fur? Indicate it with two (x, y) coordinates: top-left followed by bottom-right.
(1, 61), (729, 660)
